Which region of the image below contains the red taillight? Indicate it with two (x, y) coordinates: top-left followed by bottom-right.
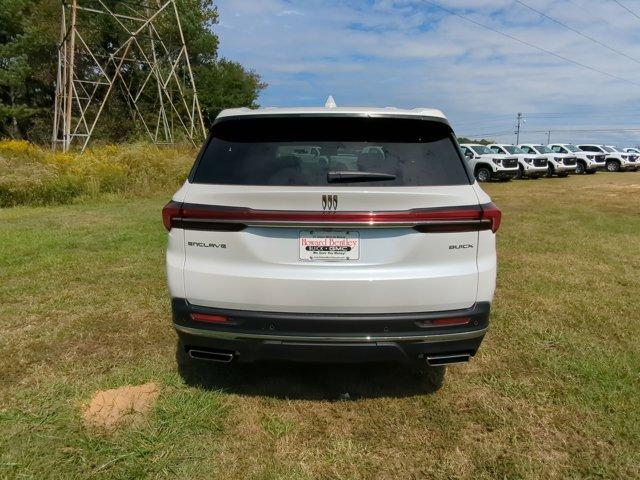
(418, 316), (470, 328)
(480, 202), (502, 233)
(162, 200), (182, 231)
(164, 202), (502, 233)
(190, 313), (228, 323)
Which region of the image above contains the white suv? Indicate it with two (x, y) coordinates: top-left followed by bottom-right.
(518, 144), (577, 177)
(606, 146), (639, 171)
(577, 144), (637, 172)
(548, 143), (605, 174)
(487, 144), (548, 179)
(459, 143), (519, 182)
(164, 106), (501, 388)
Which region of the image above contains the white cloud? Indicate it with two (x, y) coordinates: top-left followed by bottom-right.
(214, 0), (640, 145)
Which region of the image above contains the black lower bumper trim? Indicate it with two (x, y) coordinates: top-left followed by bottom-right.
(172, 299), (490, 365)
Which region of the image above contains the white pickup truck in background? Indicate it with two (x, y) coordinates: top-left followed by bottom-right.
(488, 143), (548, 179)
(459, 143), (519, 182)
(548, 143), (605, 174)
(518, 144), (576, 177)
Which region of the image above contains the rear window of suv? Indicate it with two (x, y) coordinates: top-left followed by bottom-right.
(190, 116), (471, 186)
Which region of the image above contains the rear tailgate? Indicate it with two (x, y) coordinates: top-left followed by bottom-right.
(172, 115), (488, 314)
(180, 185), (482, 313)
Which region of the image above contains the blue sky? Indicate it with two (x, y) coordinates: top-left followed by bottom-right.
(214, 0), (640, 146)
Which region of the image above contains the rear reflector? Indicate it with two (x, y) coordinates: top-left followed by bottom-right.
(190, 313), (229, 323)
(163, 201), (502, 233)
(417, 316), (470, 328)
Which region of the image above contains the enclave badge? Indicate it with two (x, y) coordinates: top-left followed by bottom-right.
(188, 241), (227, 248)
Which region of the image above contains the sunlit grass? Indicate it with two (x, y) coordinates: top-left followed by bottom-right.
(0, 171), (639, 479)
(0, 140), (195, 207)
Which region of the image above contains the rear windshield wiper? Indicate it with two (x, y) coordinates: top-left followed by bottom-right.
(327, 171), (396, 183)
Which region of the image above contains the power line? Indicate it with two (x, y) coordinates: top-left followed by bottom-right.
(514, 0), (640, 65)
(465, 127), (640, 137)
(423, 1), (640, 87)
(612, 0), (640, 22)
(455, 110), (640, 125)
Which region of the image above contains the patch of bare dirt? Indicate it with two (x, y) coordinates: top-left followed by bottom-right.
(83, 382), (159, 431)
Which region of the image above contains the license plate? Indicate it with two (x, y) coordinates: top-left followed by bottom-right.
(299, 230), (359, 261)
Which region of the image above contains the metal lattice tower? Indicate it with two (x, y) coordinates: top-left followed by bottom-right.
(52, 0), (206, 152)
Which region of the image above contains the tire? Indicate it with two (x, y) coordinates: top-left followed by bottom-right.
(476, 167), (492, 182)
(516, 165), (524, 179)
(546, 164), (555, 178)
(176, 339), (201, 385)
(413, 364), (446, 392)
(606, 160), (620, 172)
(575, 162), (586, 174)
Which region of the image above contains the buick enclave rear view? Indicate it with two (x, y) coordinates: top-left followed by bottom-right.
(163, 106), (501, 389)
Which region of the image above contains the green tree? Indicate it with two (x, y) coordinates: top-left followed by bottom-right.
(457, 137), (494, 145)
(196, 59), (266, 125)
(0, 0), (266, 143)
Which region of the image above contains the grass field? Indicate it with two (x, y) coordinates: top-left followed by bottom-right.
(1, 172), (639, 479)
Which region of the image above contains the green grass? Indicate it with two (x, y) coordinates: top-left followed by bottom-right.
(1, 173), (639, 479)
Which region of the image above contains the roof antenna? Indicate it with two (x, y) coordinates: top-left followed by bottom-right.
(324, 95), (337, 108)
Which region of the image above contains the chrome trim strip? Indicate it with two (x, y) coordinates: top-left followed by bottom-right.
(178, 218), (491, 229)
(173, 324), (487, 344)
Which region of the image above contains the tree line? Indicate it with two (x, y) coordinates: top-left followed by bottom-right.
(0, 0), (266, 144)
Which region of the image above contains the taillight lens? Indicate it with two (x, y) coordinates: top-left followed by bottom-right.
(162, 200), (182, 231)
(190, 313), (228, 323)
(162, 201), (502, 233)
(481, 202), (502, 233)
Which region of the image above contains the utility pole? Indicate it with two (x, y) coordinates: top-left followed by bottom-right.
(515, 112), (523, 144)
(547, 130), (551, 144)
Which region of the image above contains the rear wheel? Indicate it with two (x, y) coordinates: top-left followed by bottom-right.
(176, 340), (199, 384)
(606, 160), (620, 172)
(413, 364), (446, 391)
(476, 167), (492, 182)
(575, 162), (586, 174)
(176, 340), (235, 386)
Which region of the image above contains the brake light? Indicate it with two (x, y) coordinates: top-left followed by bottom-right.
(190, 313), (228, 323)
(480, 202), (502, 233)
(164, 202), (502, 233)
(162, 200), (182, 231)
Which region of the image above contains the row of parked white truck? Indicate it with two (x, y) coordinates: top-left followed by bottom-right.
(459, 142), (640, 182)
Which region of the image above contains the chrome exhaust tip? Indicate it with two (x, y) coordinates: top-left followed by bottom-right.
(188, 349), (234, 363)
(425, 353), (471, 366)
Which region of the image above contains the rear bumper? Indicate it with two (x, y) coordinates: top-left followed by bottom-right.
(172, 298), (490, 365)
